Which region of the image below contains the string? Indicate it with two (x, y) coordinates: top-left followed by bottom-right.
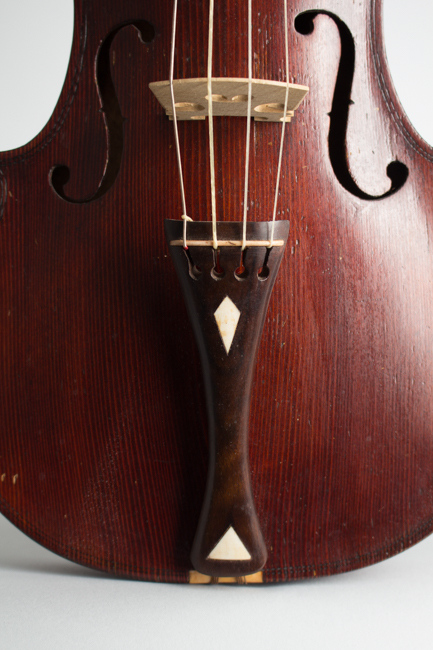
(169, 0), (191, 248)
(269, 0), (290, 248)
(241, 0), (253, 251)
(207, 0), (218, 249)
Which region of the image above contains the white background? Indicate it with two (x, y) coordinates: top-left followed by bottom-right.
(1, 1), (433, 648)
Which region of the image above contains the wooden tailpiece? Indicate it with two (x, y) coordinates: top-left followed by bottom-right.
(165, 220), (289, 577)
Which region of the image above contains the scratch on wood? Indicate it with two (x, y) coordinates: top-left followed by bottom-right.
(12, 474), (18, 484)
(1, 474), (5, 482)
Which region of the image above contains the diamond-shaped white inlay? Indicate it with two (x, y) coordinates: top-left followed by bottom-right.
(207, 526), (251, 561)
(214, 296), (240, 354)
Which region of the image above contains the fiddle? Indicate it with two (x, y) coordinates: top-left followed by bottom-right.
(1, 0), (433, 584)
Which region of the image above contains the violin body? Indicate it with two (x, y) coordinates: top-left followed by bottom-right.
(1, 0), (433, 582)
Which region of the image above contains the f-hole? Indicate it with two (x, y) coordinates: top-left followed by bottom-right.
(50, 20), (155, 203)
(295, 10), (408, 200)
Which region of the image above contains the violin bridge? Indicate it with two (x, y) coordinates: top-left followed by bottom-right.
(165, 220), (290, 578)
(149, 77), (308, 122)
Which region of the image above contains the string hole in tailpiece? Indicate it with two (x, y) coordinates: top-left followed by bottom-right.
(235, 250), (249, 281)
(183, 248), (202, 281)
(258, 247), (272, 281)
(211, 249), (225, 281)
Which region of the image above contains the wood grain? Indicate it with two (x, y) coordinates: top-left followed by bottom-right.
(0, 0), (433, 583)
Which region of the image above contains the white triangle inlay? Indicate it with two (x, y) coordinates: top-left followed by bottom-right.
(214, 296), (241, 354)
(207, 526), (251, 561)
